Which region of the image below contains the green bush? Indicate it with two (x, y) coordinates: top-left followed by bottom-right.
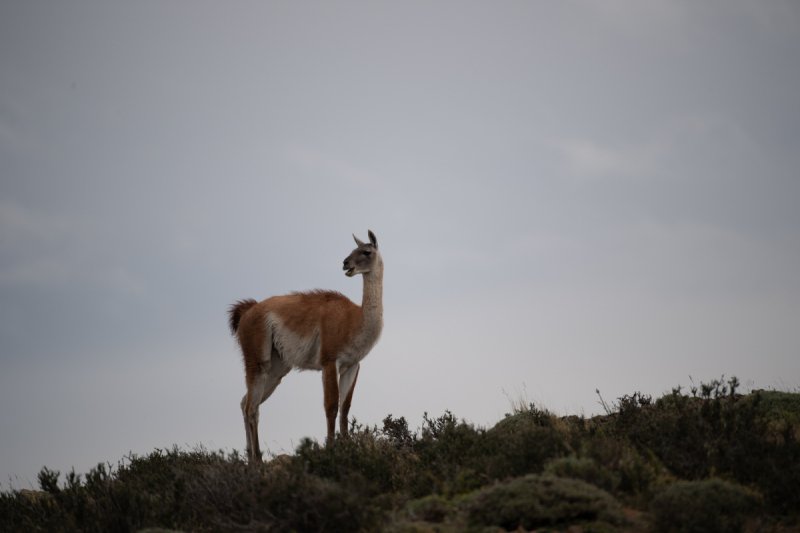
(411, 411), (489, 495)
(480, 407), (571, 481)
(649, 478), (762, 533)
(605, 380), (800, 513)
(581, 435), (665, 501)
(405, 494), (452, 523)
(178, 452), (382, 531)
(0, 448), (380, 532)
(297, 427), (399, 497)
(2, 383), (798, 531)
(382, 414), (416, 449)
(544, 456), (617, 493)
(464, 474), (625, 530)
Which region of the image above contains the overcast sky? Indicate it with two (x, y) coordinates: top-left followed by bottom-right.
(2, 1), (799, 487)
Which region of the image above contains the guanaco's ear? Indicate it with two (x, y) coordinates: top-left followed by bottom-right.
(353, 234), (366, 247)
(368, 230), (378, 249)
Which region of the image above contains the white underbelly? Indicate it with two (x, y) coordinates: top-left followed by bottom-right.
(267, 315), (322, 370)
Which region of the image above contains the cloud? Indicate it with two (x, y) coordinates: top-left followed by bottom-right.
(0, 202), (145, 295)
(0, 202), (78, 284)
(0, 203), (81, 286)
(551, 112), (761, 182)
(0, 202), (67, 244)
(552, 138), (658, 179)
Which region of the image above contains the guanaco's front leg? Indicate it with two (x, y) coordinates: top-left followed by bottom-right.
(338, 362), (360, 436)
(322, 362), (339, 446)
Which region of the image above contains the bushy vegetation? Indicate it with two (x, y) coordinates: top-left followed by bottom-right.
(649, 478), (762, 533)
(463, 474), (625, 530)
(2, 378), (799, 532)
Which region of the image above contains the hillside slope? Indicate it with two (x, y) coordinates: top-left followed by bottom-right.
(2, 378), (799, 532)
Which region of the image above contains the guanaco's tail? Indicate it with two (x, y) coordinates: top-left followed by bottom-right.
(228, 299), (258, 335)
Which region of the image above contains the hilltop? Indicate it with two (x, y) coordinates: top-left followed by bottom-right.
(2, 377), (799, 532)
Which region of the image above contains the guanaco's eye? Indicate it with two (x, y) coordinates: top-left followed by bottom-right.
(362, 250), (372, 256)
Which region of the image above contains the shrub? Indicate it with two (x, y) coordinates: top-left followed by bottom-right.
(733, 391), (800, 513)
(464, 474), (625, 530)
(232, 467), (378, 532)
(412, 412), (488, 495)
(605, 380), (800, 513)
(382, 414), (416, 449)
(2, 385), (798, 531)
(649, 478), (762, 533)
(480, 407), (571, 481)
(580, 435), (665, 502)
(405, 494), (452, 523)
(0, 448), (381, 532)
(296, 428), (399, 497)
(544, 456), (617, 493)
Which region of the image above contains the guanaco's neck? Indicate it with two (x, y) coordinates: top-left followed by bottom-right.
(360, 259), (384, 335)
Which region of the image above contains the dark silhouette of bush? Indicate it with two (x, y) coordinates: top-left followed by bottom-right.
(480, 407), (571, 481)
(649, 478), (762, 533)
(2, 381), (798, 531)
(606, 380), (800, 513)
(464, 473), (625, 530)
(405, 494), (452, 523)
(544, 456), (618, 493)
(382, 414), (415, 449)
(296, 426), (400, 498)
(401, 407), (572, 496)
(579, 434), (665, 504)
(0, 448), (379, 532)
(406, 411), (488, 495)
(0, 449), (222, 532)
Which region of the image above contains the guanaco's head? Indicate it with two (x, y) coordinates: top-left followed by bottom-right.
(343, 230), (381, 277)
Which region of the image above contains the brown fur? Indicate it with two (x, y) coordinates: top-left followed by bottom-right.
(235, 311), (267, 386)
(228, 299), (257, 334)
(269, 290), (361, 349)
(234, 290), (363, 382)
(323, 362), (339, 439)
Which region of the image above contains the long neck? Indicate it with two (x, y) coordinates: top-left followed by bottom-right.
(360, 260), (383, 328)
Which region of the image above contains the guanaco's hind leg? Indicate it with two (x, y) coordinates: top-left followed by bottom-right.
(241, 354), (290, 463)
(241, 382), (264, 463)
